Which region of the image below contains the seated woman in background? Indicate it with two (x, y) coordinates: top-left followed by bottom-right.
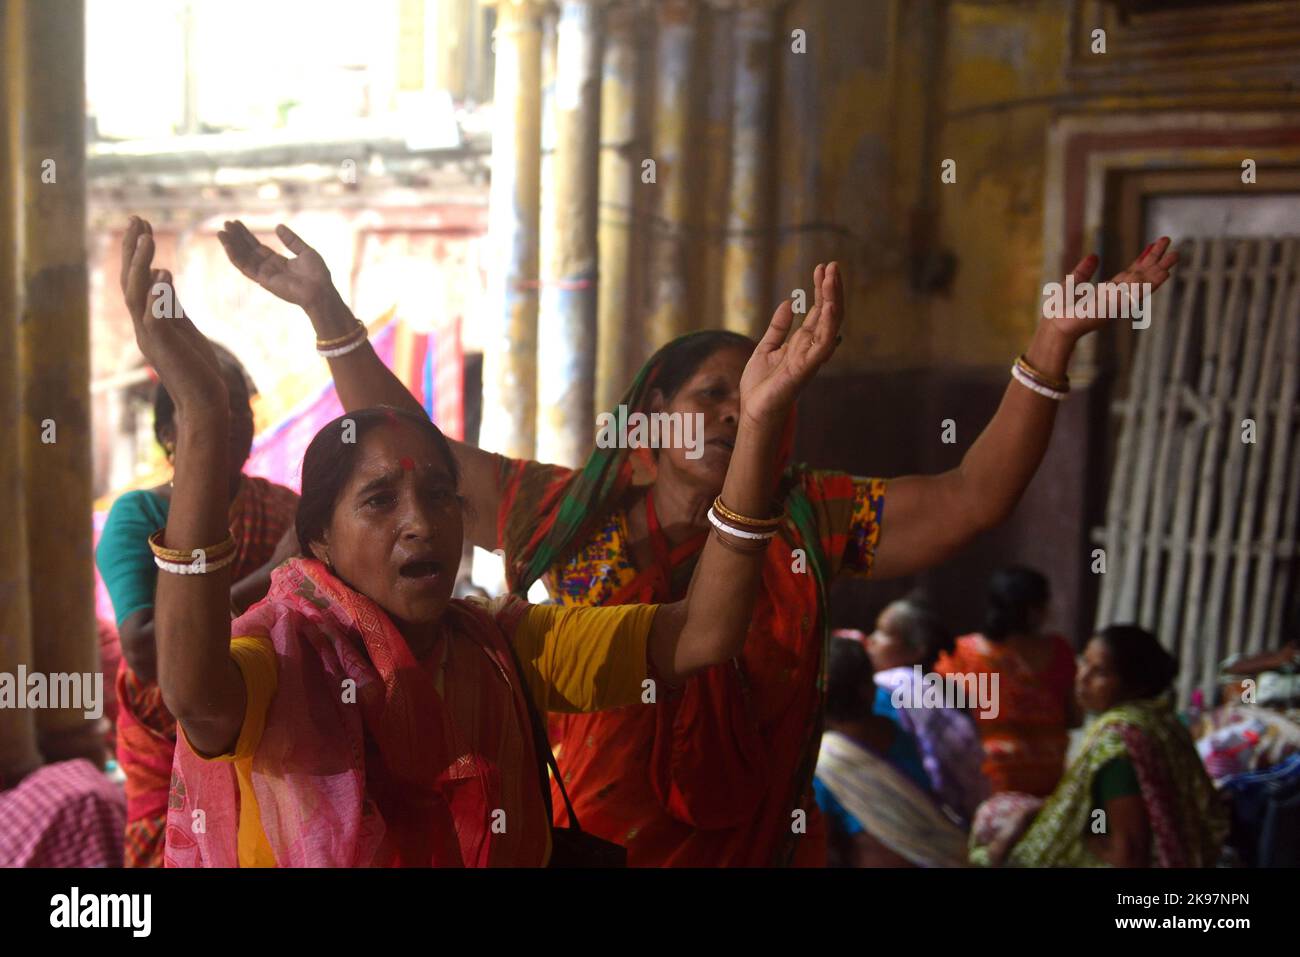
(120, 216), (842, 867)
(815, 637), (969, 868)
(866, 593), (988, 824)
(972, 625), (1226, 868)
(934, 566), (1079, 797)
(97, 219), (298, 867)
(835, 627), (929, 794)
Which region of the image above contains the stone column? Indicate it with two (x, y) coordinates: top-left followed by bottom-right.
(481, 0), (546, 459)
(595, 0), (651, 410)
(643, 0), (697, 350)
(722, 0), (776, 338)
(0, 0), (42, 783)
(537, 0), (604, 467)
(14, 0), (101, 765)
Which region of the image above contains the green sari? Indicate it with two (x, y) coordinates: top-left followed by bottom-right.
(974, 697), (1227, 868)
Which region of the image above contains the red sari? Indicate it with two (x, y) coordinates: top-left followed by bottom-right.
(498, 457), (886, 866)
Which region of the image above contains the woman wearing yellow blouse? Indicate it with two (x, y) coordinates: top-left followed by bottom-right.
(118, 216), (846, 867)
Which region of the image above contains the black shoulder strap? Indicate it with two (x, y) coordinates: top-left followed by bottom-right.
(504, 638), (584, 832)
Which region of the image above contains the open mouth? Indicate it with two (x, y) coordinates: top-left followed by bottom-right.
(399, 559), (443, 580)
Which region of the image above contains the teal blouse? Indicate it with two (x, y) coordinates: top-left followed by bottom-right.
(96, 489), (170, 626)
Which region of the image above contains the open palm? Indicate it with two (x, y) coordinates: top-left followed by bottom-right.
(1049, 237), (1180, 339)
(218, 220), (333, 309)
(121, 216), (225, 411)
(739, 262), (844, 425)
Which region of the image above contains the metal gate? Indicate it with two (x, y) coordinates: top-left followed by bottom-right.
(1094, 237), (1300, 705)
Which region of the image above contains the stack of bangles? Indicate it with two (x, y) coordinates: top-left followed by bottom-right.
(1010, 353), (1069, 401)
(707, 496), (783, 554)
(149, 529), (238, 575)
(316, 321), (369, 358)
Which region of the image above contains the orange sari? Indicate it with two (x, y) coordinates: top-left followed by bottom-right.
(933, 633), (1077, 797)
(499, 458), (886, 866)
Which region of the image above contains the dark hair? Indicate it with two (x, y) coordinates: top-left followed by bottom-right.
(984, 565), (1050, 641)
(1097, 624), (1178, 700)
(888, 591), (955, 669)
(645, 330), (753, 404)
(826, 636), (874, 722)
(153, 344), (256, 449)
(295, 406), (461, 555)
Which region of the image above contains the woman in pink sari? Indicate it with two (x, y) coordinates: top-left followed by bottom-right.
(119, 217), (845, 866)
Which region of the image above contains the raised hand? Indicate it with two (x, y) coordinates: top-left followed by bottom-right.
(121, 216), (225, 413)
(217, 220), (336, 311)
(1048, 237), (1180, 340)
(739, 261), (844, 426)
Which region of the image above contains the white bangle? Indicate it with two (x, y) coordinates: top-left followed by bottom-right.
(1011, 364), (1067, 401)
(707, 507), (779, 541)
(154, 550), (237, 576)
(317, 334), (368, 359)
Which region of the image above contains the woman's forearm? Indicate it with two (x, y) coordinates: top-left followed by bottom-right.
(305, 289), (508, 549)
(957, 323), (1074, 528)
(303, 290), (426, 416)
(230, 562), (275, 616)
(656, 414), (784, 679)
(118, 612), (158, 683)
(153, 404), (246, 753)
(871, 322), (1079, 580)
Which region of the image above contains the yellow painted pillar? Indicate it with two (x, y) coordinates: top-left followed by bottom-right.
(537, 0), (603, 467)
(595, 0), (649, 412)
(722, 0), (777, 338)
(15, 0), (101, 765)
(772, 0), (818, 326)
(0, 0), (43, 784)
(644, 0), (696, 351)
(482, 0), (545, 459)
(693, 2), (736, 336)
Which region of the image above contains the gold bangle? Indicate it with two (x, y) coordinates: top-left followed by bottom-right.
(1016, 354), (1069, 392)
(154, 549), (238, 576)
(148, 529), (237, 564)
(315, 322), (366, 349)
(712, 495), (784, 530)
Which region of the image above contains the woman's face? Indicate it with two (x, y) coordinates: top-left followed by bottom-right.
(867, 604), (920, 671)
(1076, 637), (1126, 713)
(652, 344), (751, 494)
(309, 420), (464, 639)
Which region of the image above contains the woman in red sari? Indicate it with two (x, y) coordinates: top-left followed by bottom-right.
(216, 219), (1181, 865)
(934, 565), (1081, 797)
(97, 218), (298, 865)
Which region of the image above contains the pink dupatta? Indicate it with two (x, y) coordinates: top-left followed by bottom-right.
(164, 558), (546, 867)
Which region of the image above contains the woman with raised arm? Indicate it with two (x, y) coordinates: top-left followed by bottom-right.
(217, 220), (1179, 866)
(123, 216), (841, 867)
(98, 217), (299, 867)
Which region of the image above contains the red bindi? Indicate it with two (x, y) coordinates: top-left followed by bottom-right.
(399, 456), (415, 472)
